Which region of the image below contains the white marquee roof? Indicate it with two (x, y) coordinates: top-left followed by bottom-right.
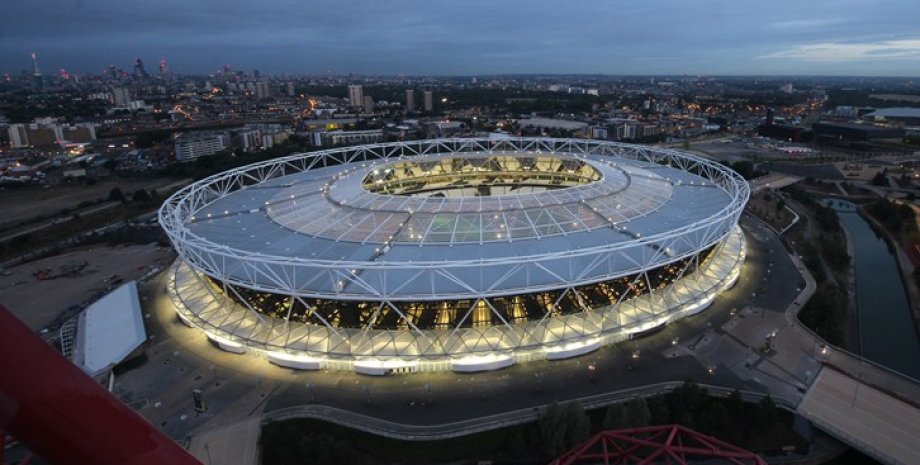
(74, 281), (145, 376)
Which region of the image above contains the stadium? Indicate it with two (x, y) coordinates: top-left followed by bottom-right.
(159, 138), (749, 375)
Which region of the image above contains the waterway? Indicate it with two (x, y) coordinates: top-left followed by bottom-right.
(823, 199), (920, 379)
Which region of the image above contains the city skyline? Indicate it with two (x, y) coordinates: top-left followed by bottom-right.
(3, 0), (920, 77)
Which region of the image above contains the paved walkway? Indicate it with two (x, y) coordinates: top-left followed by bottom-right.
(188, 417), (261, 465)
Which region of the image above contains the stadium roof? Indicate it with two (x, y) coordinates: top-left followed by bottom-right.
(179, 150), (735, 299)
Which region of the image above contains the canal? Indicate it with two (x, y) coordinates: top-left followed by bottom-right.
(825, 199), (920, 379)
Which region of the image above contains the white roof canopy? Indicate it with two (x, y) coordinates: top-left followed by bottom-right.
(74, 281), (146, 376)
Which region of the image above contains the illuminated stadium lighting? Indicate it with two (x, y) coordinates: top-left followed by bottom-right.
(159, 138), (749, 374)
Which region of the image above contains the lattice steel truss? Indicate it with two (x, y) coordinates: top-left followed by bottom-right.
(159, 138), (749, 372)
(551, 424), (767, 465)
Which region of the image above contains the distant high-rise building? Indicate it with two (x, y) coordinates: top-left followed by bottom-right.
(363, 95), (374, 114)
(405, 89), (415, 113)
(348, 85), (363, 107)
(133, 58), (148, 79)
(30, 52), (42, 90)
(255, 81), (271, 100)
(111, 87), (131, 106)
(423, 90), (433, 112)
(286, 82), (295, 97)
(159, 57), (169, 77)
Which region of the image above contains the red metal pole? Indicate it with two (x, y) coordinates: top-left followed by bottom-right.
(0, 305), (201, 465)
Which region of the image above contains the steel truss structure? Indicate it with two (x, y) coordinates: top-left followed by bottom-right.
(551, 424), (767, 465)
(159, 138), (749, 373)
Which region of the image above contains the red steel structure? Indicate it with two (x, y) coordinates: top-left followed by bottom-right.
(0, 305), (201, 465)
(551, 424), (767, 465)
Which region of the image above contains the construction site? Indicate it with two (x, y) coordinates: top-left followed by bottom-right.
(0, 244), (174, 334)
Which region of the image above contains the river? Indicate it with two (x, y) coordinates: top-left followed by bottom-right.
(825, 199), (920, 379)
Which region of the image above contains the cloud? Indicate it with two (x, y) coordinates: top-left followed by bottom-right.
(762, 39), (920, 62)
(769, 19), (843, 29)
(3, 0), (920, 75)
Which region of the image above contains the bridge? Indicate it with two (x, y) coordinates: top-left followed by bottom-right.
(797, 354), (920, 465)
(763, 213), (920, 465)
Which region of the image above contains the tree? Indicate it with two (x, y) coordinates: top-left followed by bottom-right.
(563, 402), (591, 447)
(726, 390), (744, 417)
(625, 398), (652, 427)
(108, 187), (125, 202)
(541, 402), (590, 457)
(730, 161), (755, 180)
(132, 189), (151, 203)
(755, 395), (778, 429)
(135, 130), (173, 148)
(776, 198), (786, 213)
(540, 403), (569, 457)
(708, 402), (730, 433)
(507, 430), (530, 456)
(870, 171), (888, 186)
(647, 395), (671, 425)
(814, 205), (840, 232)
(603, 403), (630, 430)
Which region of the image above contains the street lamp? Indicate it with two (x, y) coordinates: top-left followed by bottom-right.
(192, 389), (206, 413)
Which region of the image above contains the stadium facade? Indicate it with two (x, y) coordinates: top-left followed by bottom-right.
(159, 138), (748, 374)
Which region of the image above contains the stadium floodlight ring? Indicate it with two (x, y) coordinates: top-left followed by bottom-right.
(159, 138), (749, 374)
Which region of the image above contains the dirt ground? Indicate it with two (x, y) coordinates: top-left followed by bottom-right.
(0, 178), (182, 229)
(0, 244), (176, 331)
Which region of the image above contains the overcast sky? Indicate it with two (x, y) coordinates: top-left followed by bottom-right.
(3, 0), (919, 76)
